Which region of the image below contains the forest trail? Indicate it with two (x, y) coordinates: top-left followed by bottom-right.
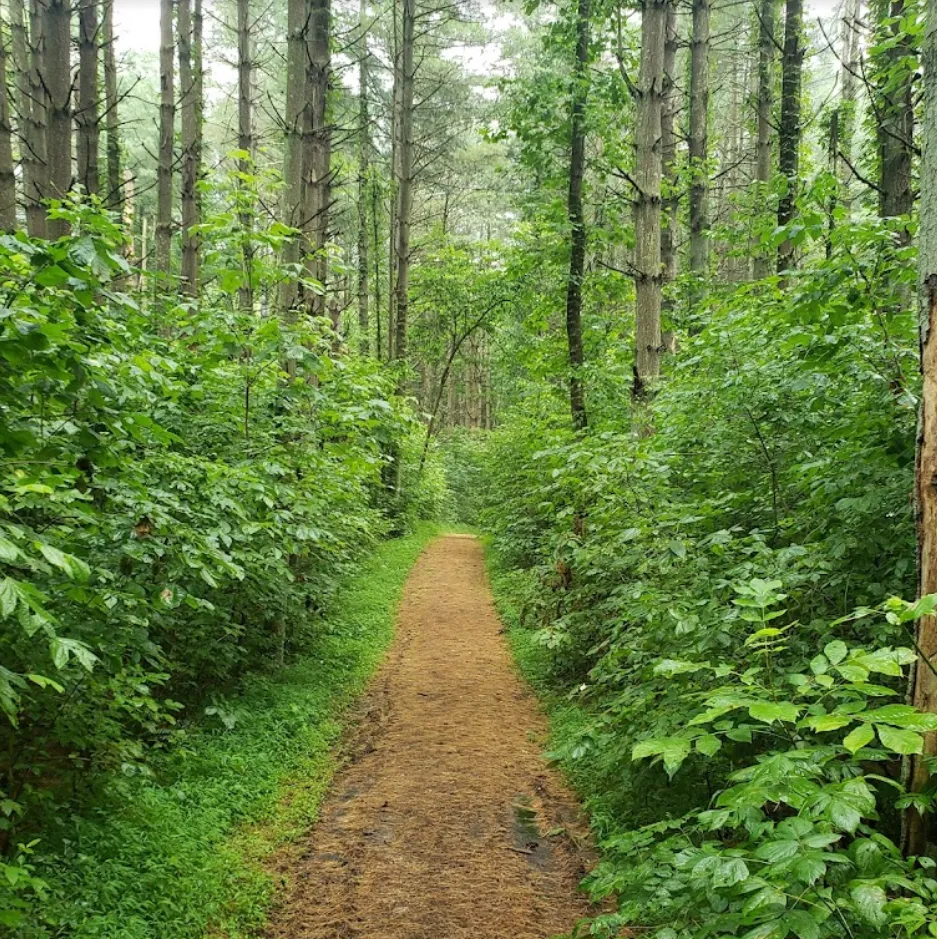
(264, 534), (594, 939)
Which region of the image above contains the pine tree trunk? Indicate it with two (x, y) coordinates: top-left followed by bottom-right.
(237, 0), (253, 312)
(633, 0), (667, 401)
(875, 0), (914, 241)
(43, 0), (71, 237)
(356, 0), (370, 355)
(387, 0), (401, 359)
(280, 0), (305, 315)
(392, 0), (413, 363)
(156, 0), (175, 277)
(77, 0), (100, 197)
(660, 3), (678, 301)
(0, 17), (16, 231)
(688, 0), (710, 278)
(102, 0), (122, 212)
(838, 0), (861, 191)
(776, 0), (803, 273)
(11, 0), (42, 236)
(179, 0), (200, 296)
(564, 0), (589, 432)
(753, 0), (776, 278)
(908, 0), (937, 856)
(302, 0), (331, 317)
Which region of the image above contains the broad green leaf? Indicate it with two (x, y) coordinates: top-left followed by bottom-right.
(842, 723), (875, 753)
(877, 723), (923, 755)
(850, 883), (887, 926)
(748, 701), (800, 724)
(824, 640), (848, 665)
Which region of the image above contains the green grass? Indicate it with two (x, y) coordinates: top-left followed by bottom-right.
(31, 525), (438, 939)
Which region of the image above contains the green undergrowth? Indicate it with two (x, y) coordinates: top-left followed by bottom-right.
(28, 524), (438, 939)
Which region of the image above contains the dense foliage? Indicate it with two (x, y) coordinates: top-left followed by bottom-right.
(462, 205), (937, 938)
(0, 203), (439, 930)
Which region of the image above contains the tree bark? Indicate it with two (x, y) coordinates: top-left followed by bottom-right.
(237, 0), (253, 312)
(356, 0), (370, 354)
(392, 0), (414, 363)
(753, 0), (776, 278)
(102, 0), (122, 211)
(11, 0), (42, 235)
(77, 0), (100, 198)
(156, 0), (175, 277)
(632, 0), (667, 401)
(280, 0), (306, 314)
(907, 0), (937, 858)
(179, 0), (200, 295)
(43, 0), (71, 236)
(776, 0), (803, 274)
(688, 0), (710, 279)
(660, 2), (677, 301)
(564, 0), (590, 432)
(0, 14), (16, 231)
(874, 0), (914, 241)
(302, 0), (331, 317)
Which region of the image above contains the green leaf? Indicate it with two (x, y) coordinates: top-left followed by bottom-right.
(37, 544), (91, 582)
(0, 578), (18, 617)
(748, 701), (800, 724)
(695, 734), (722, 756)
(824, 640), (848, 664)
(0, 534), (21, 563)
(784, 910), (820, 939)
(807, 713), (852, 732)
(842, 723), (875, 753)
(850, 883), (887, 926)
(877, 723), (923, 755)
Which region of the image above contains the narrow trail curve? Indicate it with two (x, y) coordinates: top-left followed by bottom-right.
(264, 534), (595, 939)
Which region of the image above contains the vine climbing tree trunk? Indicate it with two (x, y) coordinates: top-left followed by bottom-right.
(564, 0), (590, 432)
(776, 0), (803, 274)
(632, 0), (667, 402)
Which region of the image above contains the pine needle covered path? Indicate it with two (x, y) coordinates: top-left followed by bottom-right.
(264, 534), (594, 939)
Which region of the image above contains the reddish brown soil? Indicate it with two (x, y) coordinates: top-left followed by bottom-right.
(264, 534), (594, 939)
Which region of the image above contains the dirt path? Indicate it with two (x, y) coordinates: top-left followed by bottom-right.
(264, 534), (594, 939)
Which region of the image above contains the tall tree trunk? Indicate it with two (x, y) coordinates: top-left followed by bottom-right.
(156, 0), (175, 277)
(392, 0), (414, 363)
(280, 0), (305, 314)
(102, 0), (122, 211)
(237, 0), (253, 312)
(632, 0), (667, 401)
(356, 0), (370, 354)
(688, 0), (710, 279)
(372, 175), (383, 359)
(387, 0), (401, 359)
(753, 0), (776, 278)
(43, 0), (70, 237)
(776, 0), (803, 274)
(77, 0), (100, 197)
(302, 0), (331, 317)
(838, 0), (861, 191)
(11, 0), (43, 236)
(874, 0), (915, 242)
(0, 15), (16, 231)
(564, 0), (589, 432)
(179, 0), (200, 295)
(660, 3), (678, 305)
(908, 0), (937, 857)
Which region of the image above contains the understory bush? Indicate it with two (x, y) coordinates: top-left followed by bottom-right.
(0, 206), (438, 929)
(473, 215), (937, 937)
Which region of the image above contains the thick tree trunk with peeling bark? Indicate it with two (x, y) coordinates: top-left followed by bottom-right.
(564, 0), (589, 432)
(302, 0), (331, 317)
(44, 0), (71, 237)
(632, 0), (667, 401)
(776, 0), (803, 274)
(77, 0), (100, 197)
(0, 20), (16, 231)
(393, 0), (414, 362)
(237, 0), (253, 312)
(688, 0), (709, 279)
(908, 0), (937, 858)
(357, 0), (370, 355)
(103, 0), (122, 211)
(156, 0), (175, 277)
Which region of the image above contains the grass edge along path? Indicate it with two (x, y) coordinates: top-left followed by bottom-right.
(37, 524), (438, 939)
